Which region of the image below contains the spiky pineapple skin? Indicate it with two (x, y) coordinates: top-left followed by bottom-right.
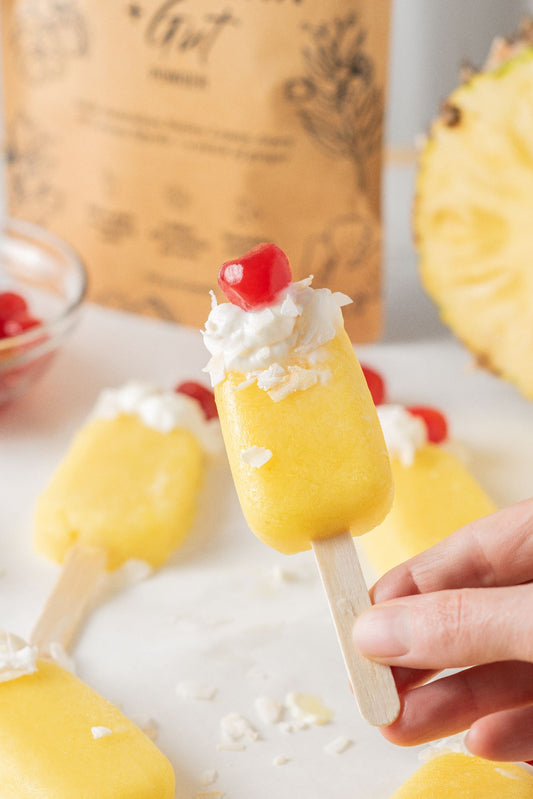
(415, 49), (533, 399)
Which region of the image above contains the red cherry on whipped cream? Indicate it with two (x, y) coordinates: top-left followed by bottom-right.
(175, 381), (218, 420)
(361, 364), (385, 405)
(407, 405), (448, 444)
(218, 242), (292, 311)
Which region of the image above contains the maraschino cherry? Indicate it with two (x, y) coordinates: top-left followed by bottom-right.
(361, 364), (386, 405)
(0, 291), (41, 340)
(407, 405), (448, 444)
(218, 243), (292, 311)
(175, 381), (218, 420)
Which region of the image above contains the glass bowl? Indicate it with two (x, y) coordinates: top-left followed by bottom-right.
(0, 218), (87, 406)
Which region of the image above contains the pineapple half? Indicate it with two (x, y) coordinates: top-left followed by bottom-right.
(414, 26), (533, 398)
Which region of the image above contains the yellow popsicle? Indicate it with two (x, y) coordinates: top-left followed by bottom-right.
(34, 383), (219, 570)
(204, 243), (398, 726)
(0, 657), (175, 798)
(360, 406), (496, 575)
(215, 329), (393, 553)
(392, 752), (533, 798)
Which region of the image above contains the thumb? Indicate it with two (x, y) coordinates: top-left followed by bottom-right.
(353, 584), (533, 669)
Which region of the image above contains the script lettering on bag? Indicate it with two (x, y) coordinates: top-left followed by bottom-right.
(145, 0), (239, 64)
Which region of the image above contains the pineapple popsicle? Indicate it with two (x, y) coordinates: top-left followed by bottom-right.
(31, 381), (221, 655)
(392, 752), (533, 798)
(203, 244), (393, 553)
(35, 381), (221, 570)
(203, 243), (398, 726)
(360, 404), (496, 576)
(0, 632), (175, 798)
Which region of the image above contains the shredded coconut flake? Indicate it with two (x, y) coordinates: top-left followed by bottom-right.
(254, 696), (283, 725)
(324, 736), (353, 755)
(240, 446), (272, 468)
(273, 755), (290, 766)
(200, 769), (219, 787)
(203, 276), (351, 399)
(176, 681), (217, 701)
(91, 726), (113, 739)
(0, 631), (37, 683)
(285, 692), (334, 726)
(494, 768), (520, 780)
(220, 713), (259, 743)
(216, 742), (246, 752)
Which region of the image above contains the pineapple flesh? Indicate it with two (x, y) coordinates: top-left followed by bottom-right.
(415, 27), (533, 399)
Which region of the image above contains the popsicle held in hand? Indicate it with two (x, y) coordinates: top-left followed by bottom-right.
(203, 243), (399, 726)
(360, 404), (496, 575)
(32, 381), (221, 654)
(0, 632), (175, 798)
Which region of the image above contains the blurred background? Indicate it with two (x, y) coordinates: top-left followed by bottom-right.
(0, 0), (531, 342)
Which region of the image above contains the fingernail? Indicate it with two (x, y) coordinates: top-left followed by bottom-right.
(353, 605), (411, 658)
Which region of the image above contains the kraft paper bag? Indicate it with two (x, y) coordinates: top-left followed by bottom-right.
(1, 0), (391, 341)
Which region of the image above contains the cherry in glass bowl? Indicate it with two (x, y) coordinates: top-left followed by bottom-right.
(0, 218), (86, 406)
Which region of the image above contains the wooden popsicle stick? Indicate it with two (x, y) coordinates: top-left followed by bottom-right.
(312, 531), (400, 727)
(30, 542), (107, 655)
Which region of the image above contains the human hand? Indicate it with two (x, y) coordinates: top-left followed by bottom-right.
(353, 497), (533, 761)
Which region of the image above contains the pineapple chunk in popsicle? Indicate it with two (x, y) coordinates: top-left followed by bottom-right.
(203, 244), (393, 553)
(0, 632), (175, 799)
(204, 243), (398, 726)
(34, 381), (221, 570)
(392, 752), (533, 798)
(360, 404), (496, 575)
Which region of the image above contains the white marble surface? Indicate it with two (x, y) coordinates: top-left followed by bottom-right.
(2, 165), (533, 798)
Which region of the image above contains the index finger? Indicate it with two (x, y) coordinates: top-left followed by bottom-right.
(371, 497), (533, 604)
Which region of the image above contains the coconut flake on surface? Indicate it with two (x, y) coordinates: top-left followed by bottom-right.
(323, 736), (353, 755)
(273, 754), (290, 766)
(220, 712), (259, 743)
(240, 446), (272, 468)
(254, 696), (283, 725)
(176, 680), (217, 702)
(200, 769), (219, 787)
(285, 692), (334, 725)
(0, 631), (37, 683)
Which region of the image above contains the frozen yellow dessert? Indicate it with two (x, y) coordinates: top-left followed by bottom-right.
(360, 405), (496, 575)
(0, 632), (175, 798)
(392, 752), (533, 798)
(34, 382), (221, 570)
(203, 243), (393, 554)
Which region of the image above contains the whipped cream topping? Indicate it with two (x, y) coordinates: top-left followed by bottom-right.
(377, 405), (427, 467)
(203, 277), (351, 399)
(0, 631), (38, 683)
(93, 381), (222, 455)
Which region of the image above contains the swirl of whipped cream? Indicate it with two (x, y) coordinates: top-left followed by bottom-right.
(202, 277), (352, 392)
(377, 405), (428, 467)
(92, 382), (222, 455)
